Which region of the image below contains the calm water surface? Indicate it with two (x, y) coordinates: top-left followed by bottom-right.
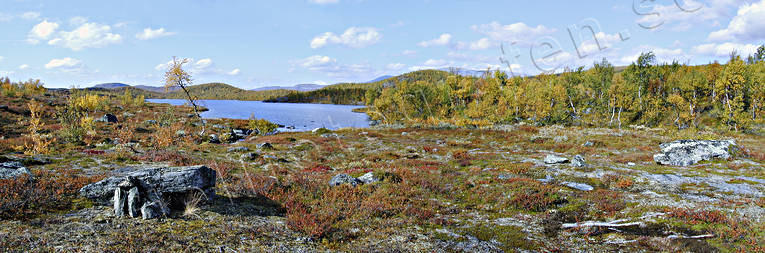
(146, 99), (370, 132)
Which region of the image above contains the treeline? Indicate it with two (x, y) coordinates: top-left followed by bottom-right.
(1, 77), (45, 97)
(141, 83), (295, 101)
(365, 48), (765, 131)
(264, 70), (452, 104)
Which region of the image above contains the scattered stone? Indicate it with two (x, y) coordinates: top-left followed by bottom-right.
(122, 112), (135, 118)
(329, 174), (361, 187)
(653, 140), (737, 166)
(553, 135), (569, 143)
(227, 146), (249, 153)
(257, 143), (273, 150)
(241, 152), (260, 160)
(582, 141), (595, 147)
(627, 162), (636, 166)
(357, 172), (379, 184)
(141, 201), (165, 220)
(144, 120), (157, 125)
(175, 130), (186, 136)
(209, 134), (220, 144)
(544, 154), (569, 164)
(562, 182), (594, 191)
(212, 124), (225, 129)
(320, 133), (340, 138)
(401, 132), (408, 136)
(96, 113), (118, 123)
(571, 155), (587, 167)
(497, 174), (513, 180)
(0, 161), (31, 180)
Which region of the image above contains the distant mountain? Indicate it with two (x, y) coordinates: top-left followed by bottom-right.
(133, 85), (179, 93)
(93, 83), (129, 89)
(365, 75), (393, 83)
(251, 83), (326, 92)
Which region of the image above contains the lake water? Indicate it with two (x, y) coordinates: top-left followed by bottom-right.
(146, 99), (370, 132)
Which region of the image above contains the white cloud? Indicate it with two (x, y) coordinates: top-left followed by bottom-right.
(45, 57), (82, 69)
(155, 57), (239, 76)
(19, 64), (29, 70)
(293, 55), (377, 78)
(618, 46), (690, 65)
(20, 12), (40, 20)
(693, 42), (760, 56)
(0, 56), (3, 62)
(136, 27), (176, 40)
(69, 16), (87, 26)
(471, 22), (556, 44)
(418, 33), (452, 47)
(27, 20), (59, 44)
(409, 59), (453, 71)
(310, 27), (381, 49)
(635, 0), (748, 31)
(386, 63), (406, 70)
(454, 37), (494, 50)
(194, 58), (213, 69)
(308, 0), (339, 4)
(45, 22), (122, 51)
(708, 0), (765, 41)
(447, 52), (493, 63)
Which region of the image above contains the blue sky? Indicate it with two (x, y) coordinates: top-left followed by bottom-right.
(0, 0), (763, 88)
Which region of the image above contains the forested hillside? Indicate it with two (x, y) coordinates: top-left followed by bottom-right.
(264, 70), (452, 104)
(144, 83), (295, 101)
(365, 49), (765, 132)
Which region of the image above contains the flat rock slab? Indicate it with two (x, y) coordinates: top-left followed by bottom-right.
(80, 165), (216, 205)
(653, 140), (736, 166)
(0, 161), (31, 180)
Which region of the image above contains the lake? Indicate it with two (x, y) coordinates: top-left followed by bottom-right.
(146, 99), (370, 132)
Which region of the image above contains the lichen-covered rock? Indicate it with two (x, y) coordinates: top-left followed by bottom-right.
(544, 155), (569, 164)
(127, 187), (141, 218)
(227, 146), (249, 153)
(357, 172), (379, 184)
(329, 174), (361, 187)
(96, 113), (118, 123)
(653, 140), (737, 166)
(0, 161), (31, 180)
(241, 152), (260, 161)
(80, 165), (216, 205)
(257, 142), (273, 150)
(571, 155), (587, 167)
(141, 201), (165, 220)
(113, 188), (126, 217)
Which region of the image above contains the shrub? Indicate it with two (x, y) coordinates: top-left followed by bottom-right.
(22, 100), (55, 155)
(0, 169), (103, 219)
(118, 88), (145, 108)
(248, 117), (278, 136)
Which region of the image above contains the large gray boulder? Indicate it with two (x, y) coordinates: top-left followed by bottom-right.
(544, 155), (569, 164)
(80, 165), (216, 219)
(0, 161), (31, 180)
(653, 140), (737, 166)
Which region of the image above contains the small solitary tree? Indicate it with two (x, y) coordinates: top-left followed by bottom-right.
(163, 57), (205, 134)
